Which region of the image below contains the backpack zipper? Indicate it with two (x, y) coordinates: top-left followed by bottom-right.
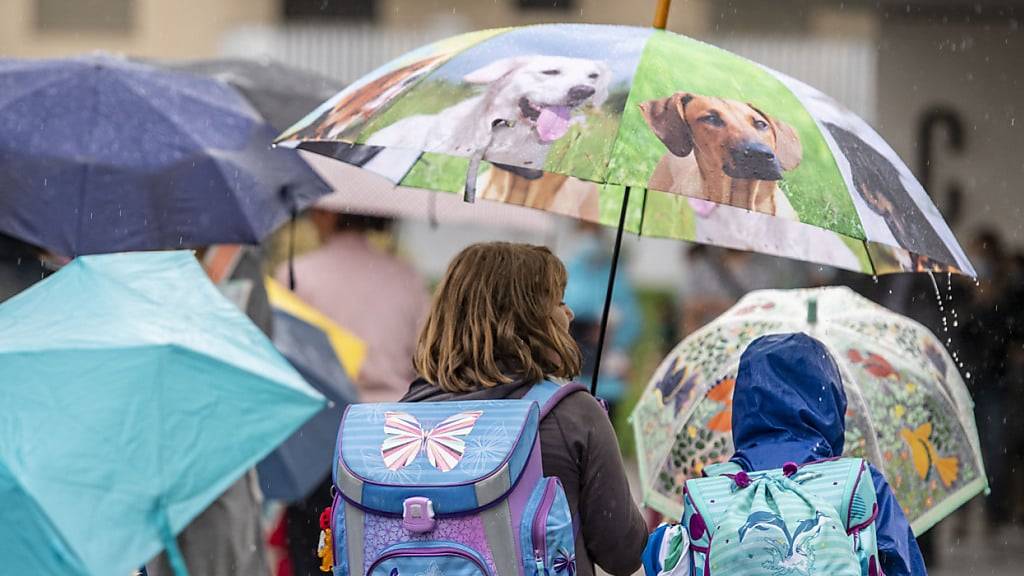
(532, 478), (559, 574)
(367, 545), (490, 575)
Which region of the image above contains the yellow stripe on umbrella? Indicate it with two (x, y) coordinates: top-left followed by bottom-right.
(264, 276), (367, 379)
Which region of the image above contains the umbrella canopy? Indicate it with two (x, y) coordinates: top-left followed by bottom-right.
(630, 286), (986, 535)
(277, 24), (972, 276)
(0, 251), (325, 576)
(172, 58), (344, 133)
(301, 150), (556, 233)
(0, 54), (330, 256)
(256, 277), (367, 502)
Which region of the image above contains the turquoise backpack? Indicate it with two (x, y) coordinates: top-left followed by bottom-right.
(682, 458), (880, 576)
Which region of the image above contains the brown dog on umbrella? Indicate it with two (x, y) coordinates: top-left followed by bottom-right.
(640, 92), (803, 219)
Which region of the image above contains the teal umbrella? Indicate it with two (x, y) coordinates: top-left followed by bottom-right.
(0, 251), (325, 576)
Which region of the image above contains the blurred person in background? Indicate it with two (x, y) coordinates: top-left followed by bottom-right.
(272, 208), (430, 575)
(1005, 251), (1024, 524)
(0, 233), (67, 303)
(959, 228), (1014, 529)
(676, 245), (812, 337)
(148, 245), (274, 576)
(275, 209), (430, 403)
(563, 221), (640, 423)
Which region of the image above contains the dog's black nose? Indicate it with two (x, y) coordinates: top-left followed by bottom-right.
(733, 142), (776, 163)
(728, 142), (783, 180)
(568, 85), (596, 102)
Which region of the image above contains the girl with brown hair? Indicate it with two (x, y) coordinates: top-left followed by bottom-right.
(402, 242), (647, 576)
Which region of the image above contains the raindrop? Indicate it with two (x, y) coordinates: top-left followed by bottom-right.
(966, 371), (972, 380)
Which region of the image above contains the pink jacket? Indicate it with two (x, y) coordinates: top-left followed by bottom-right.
(275, 233), (430, 403)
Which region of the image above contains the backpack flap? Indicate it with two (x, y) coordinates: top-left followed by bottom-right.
(335, 399), (539, 516)
(683, 458), (874, 576)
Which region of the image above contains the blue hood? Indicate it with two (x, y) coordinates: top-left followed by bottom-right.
(731, 332), (847, 471)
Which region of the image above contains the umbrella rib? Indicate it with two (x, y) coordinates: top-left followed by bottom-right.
(210, 149), (274, 244)
(863, 239), (878, 275)
(0, 460), (91, 571)
(108, 72), (237, 154)
(74, 65), (105, 255)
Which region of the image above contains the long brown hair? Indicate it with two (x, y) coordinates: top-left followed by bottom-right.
(415, 242), (581, 392)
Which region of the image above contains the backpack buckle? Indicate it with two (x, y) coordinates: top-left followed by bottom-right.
(402, 497), (436, 533)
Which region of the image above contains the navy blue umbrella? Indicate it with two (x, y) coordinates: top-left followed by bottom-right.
(0, 54), (330, 256)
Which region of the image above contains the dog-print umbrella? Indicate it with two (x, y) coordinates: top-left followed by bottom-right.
(0, 251), (324, 576)
(276, 10), (973, 391)
(301, 150), (555, 233)
(0, 54), (330, 256)
(630, 286), (986, 536)
(276, 24), (971, 276)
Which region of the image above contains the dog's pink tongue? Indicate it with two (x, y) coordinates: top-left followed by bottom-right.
(536, 106), (571, 142)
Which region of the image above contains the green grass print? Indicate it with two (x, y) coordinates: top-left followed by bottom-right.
(355, 80), (479, 143)
(351, 32), (864, 245)
(401, 152), (470, 193)
(542, 85), (631, 182)
(607, 31), (864, 240)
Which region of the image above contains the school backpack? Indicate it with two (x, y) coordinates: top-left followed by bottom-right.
(319, 380), (584, 576)
(681, 458), (880, 576)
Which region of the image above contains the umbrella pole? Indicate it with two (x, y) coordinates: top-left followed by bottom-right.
(653, 0), (672, 29)
(590, 186), (631, 396)
(288, 205), (297, 291)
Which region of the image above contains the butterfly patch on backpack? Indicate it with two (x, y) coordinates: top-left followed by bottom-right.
(381, 410), (484, 472)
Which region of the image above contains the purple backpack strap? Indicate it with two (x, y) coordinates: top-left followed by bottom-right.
(522, 380), (588, 418)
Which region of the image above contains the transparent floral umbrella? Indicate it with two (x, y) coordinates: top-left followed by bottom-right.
(630, 286), (986, 535)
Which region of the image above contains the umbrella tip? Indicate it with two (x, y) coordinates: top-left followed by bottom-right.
(807, 298), (818, 325)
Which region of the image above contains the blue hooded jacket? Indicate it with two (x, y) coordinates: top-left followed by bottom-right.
(729, 333), (927, 576)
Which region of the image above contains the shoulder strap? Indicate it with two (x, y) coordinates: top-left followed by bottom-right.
(522, 380), (587, 419)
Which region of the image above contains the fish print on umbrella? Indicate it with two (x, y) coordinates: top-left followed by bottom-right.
(900, 422), (959, 488)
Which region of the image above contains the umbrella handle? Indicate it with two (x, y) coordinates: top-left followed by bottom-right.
(288, 204), (297, 291)
(653, 0), (672, 29)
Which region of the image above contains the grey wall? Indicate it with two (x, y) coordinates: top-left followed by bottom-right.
(876, 15), (1024, 247)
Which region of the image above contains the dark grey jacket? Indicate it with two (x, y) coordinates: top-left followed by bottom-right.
(402, 378), (647, 576)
